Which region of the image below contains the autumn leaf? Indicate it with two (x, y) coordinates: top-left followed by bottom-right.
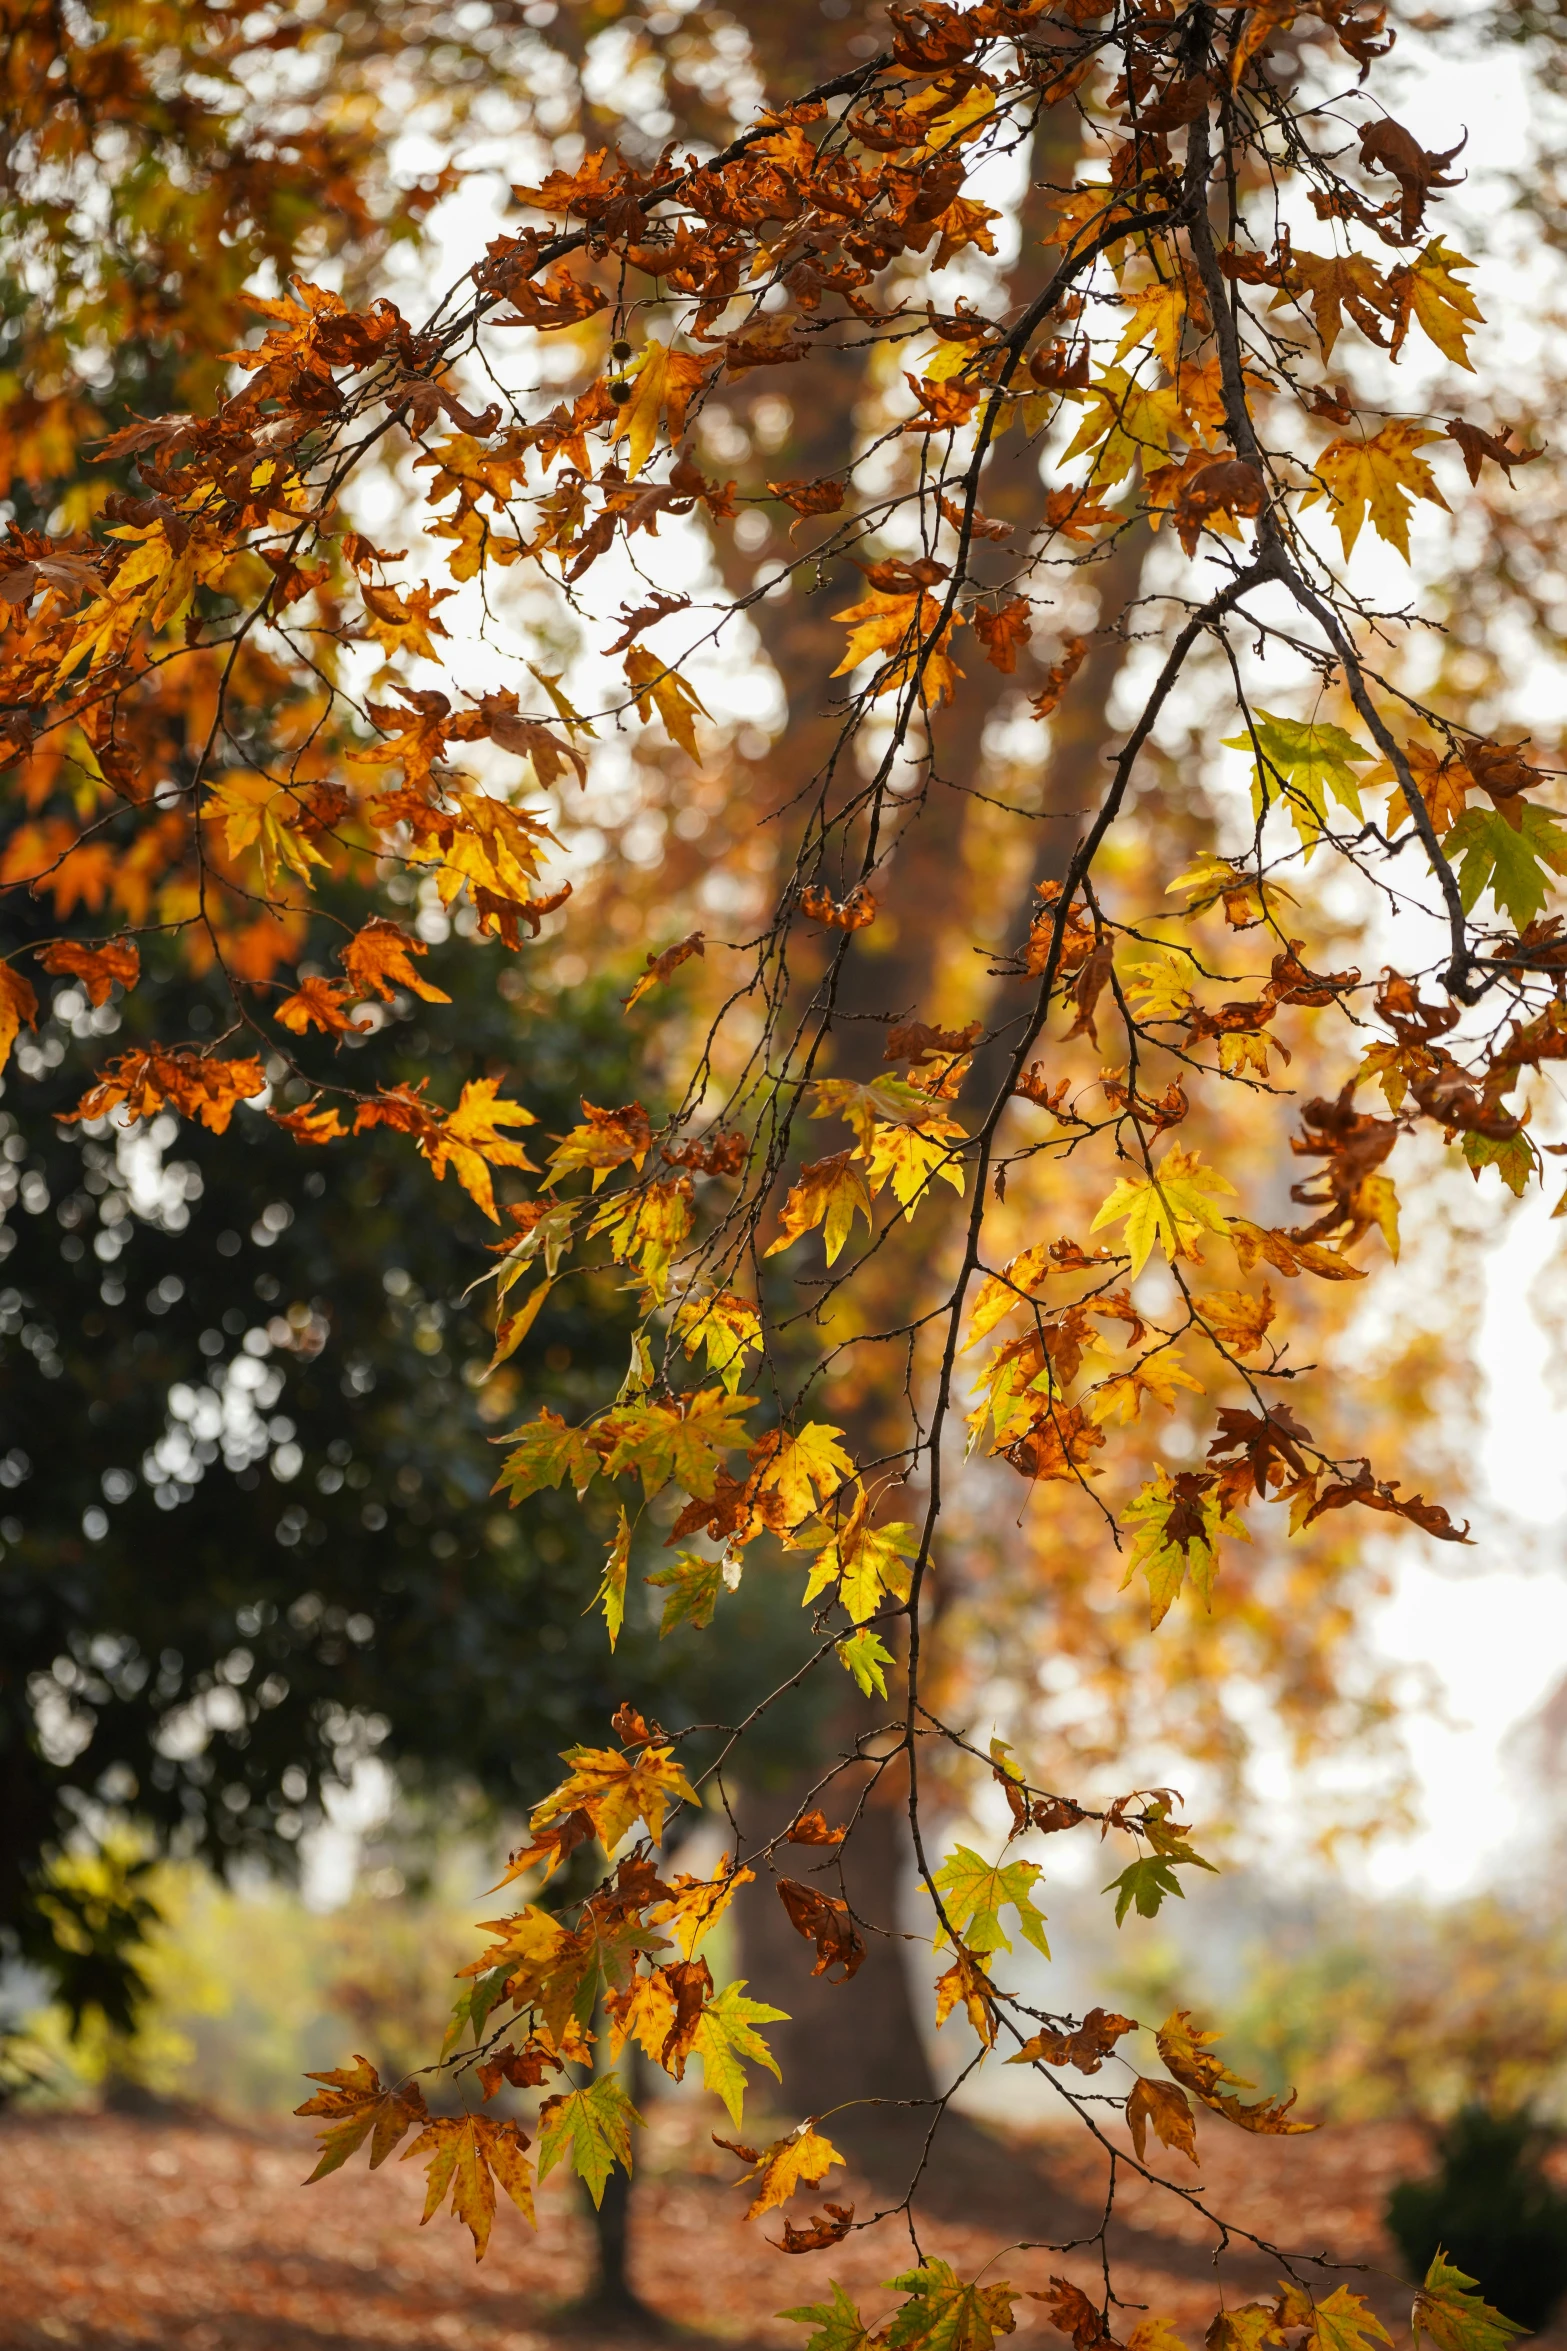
(1125, 2075), (1198, 2167)
(296, 2055), (429, 2180)
(1310, 2288), (1393, 2351)
(838, 1625), (896, 1696)
(339, 916), (452, 1004)
(782, 2281), (873, 2351)
(35, 935), (138, 1007)
(645, 1549), (724, 1636)
(831, 585), (965, 706)
(1223, 711), (1373, 850)
(532, 1739), (697, 1849)
(536, 2074), (640, 2208)
(737, 2123), (846, 2220)
(612, 341), (712, 477)
(764, 1151), (875, 1264)
(625, 928), (704, 1010)
(0, 963), (39, 1075)
(624, 643), (709, 761)
(1304, 421), (1449, 560)
(401, 2112), (535, 2257)
(1090, 1146), (1237, 1276)
(932, 1844), (1050, 1958)
(691, 1978), (788, 2126)
(1388, 240), (1481, 370)
(887, 2261), (1018, 2351)
(423, 1077), (539, 1221)
(1156, 2010), (1315, 2137)
(752, 1422), (855, 1527)
(1411, 2254), (1525, 2351)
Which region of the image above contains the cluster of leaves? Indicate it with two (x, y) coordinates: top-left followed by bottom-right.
(0, 0), (1551, 2340)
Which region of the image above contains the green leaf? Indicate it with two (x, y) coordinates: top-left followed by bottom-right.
(1224, 711), (1372, 852)
(1461, 1128), (1534, 1198)
(1412, 2253), (1526, 2351)
(885, 2260), (1019, 2351)
(838, 1626), (895, 1696)
(781, 2281), (873, 2351)
(933, 1845), (1050, 1958)
(645, 1549), (724, 1636)
(1446, 804), (1567, 929)
(1103, 1854), (1186, 1926)
(536, 2074), (641, 2208)
(692, 1978), (787, 2126)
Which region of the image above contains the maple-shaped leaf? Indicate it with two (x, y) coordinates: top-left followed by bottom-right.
(1007, 2008), (1137, 2076)
(1157, 2010), (1314, 2137)
(1194, 1287), (1275, 1355)
(0, 963), (38, 1076)
(963, 1243), (1055, 1353)
(831, 585), (964, 707)
(339, 915), (452, 1004)
(1228, 1221), (1365, 1282)
(1208, 2303), (1286, 2351)
(1310, 2287), (1393, 2351)
(67, 1048), (267, 1136)
(1126, 2319), (1188, 2351)
(645, 1549), (724, 1637)
(274, 976), (369, 1039)
(887, 2260), (1019, 2351)
(296, 2054), (428, 2180)
(624, 644), (709, 762)
(1088, 1349), (1205, 1427)
(739, 2124), (846, 2220)
(803, 1505), (917, 1626)
(752, 1422), (855, 1528)
(625, 927), (704, 1012)
(492, 1407), (601, 1504)
(359, 577), (456, 661)
(596, 1387), (754, 1500)
(546, 1098), (653, 1189)
(532, 1739), (697, 1850)
(838, 1626), (896, 1696)
(1388, 239), (1481, 370)
(1091, 1146), (1237, 1276)
(402, 2111), (535, 2257)
(934, 1948), (998, 2046)
(595, 1507), (632, 1649)
(782, 2280), (873, 2351)
(612, 340), (712, 477)
(35, 935), (138, 1007)
(1125, 2074), (1198, 2167)
(1445, 803), (1567, 930)
(1033, 2274), (1109, 2350)
(646, 1861), (755, 1962)
(1224, 711), (1373, 850)
(933, 1844), (1049, 1958)
(1120, 1469), (1249, 1630)
(1411, 2254), (1525, 2351)
(692, 1978), (787, 2126)
(536, 2073), (640, 2208)
(764, 1151), (875, 1264)
(776, 1879), (866, 1980)
(1304, 421), (1449, 559)
(425, 1077), (539, 1221)
(673, 1290), (762, 1394)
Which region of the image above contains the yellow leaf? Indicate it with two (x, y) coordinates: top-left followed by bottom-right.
(426, 1078), (540, 1222)
(1390, 239), (1482, 371)
(532, 1740), (697, 1850)
(1303, 421), (1449, 560)
(612, 341), (711, 478)
(739, 2123), (845, 2219)
(1090, 1146), (1237, 1276)
(963, 1242), (1054, 1352)
(596, 1507), (631, 1648)
(623, 643), (709, 761)
(1088, 1349), (1205, 1426)
(764, 1151), (874, 1265)
(1193, 1287), (1275, 1354)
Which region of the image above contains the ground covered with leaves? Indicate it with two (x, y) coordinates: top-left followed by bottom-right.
(5, 2103), (1545, 2351)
